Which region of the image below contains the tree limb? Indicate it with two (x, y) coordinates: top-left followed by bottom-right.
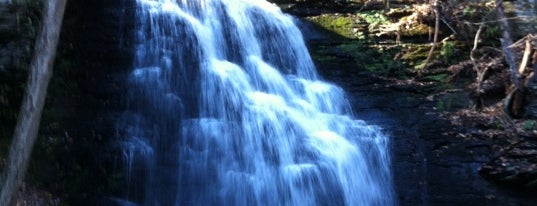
(423, 0), (439, 70)
(471, 23), (484, 62)
(519, 35), (532, 75)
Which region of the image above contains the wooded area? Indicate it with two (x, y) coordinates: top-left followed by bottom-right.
(0, 0), (536, 205)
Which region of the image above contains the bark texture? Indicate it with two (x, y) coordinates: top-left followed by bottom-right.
(0, 0), (67, 205)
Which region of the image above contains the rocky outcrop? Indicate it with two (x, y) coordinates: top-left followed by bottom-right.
(480, 139), (537, 189)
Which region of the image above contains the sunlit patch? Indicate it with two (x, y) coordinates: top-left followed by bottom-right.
(309, 131), (357, 162)
(247, 92), (286, 108)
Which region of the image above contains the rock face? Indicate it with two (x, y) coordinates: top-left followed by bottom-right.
(480, 139), (537, 189)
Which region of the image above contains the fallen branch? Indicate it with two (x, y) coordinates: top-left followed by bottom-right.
(518, 35), (532, 75)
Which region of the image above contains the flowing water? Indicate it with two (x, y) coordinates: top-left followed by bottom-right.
(117, 0), (394, 205)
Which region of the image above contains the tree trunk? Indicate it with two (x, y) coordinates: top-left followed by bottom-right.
(495, 0), (520, 88)
(495, 0), (525, 117)
(0, 0), (67, 205)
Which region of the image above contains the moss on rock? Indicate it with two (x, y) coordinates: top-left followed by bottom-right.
(307, 14), (366, 39)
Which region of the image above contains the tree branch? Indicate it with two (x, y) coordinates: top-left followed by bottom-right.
(423, 0), (440, 70)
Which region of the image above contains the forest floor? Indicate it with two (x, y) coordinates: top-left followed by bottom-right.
(284, 0), (537, 204)
(308, 38), (537, 205)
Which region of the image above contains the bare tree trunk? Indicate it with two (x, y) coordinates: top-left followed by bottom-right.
(0, 0), (67, 205)
(495, 0), (525, 117)
(496, 0), (520, 88)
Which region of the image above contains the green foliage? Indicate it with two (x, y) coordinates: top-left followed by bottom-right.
(312, 54), (337, 62)
(308, 15), (359, 39)
(400, 44), (430, 70)
(425, 73), (449, 82)
(440, 41), (455, 61)
(484, 26), (500, 39)
(436, 100), (446, 111)
(344, 43), (404, 76)
(336, 43), (362, 54)
(435, 98), (452, 111)
(310, 40), (408, 77)
(523, 120), (537, 131)
(333, 17), (353, 28)
(462, 7), (476, 18)
(357, 11), (390, 31)
(492, 119), (505, 130)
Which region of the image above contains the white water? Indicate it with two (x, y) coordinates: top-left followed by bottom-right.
(119, 0), (394, 205)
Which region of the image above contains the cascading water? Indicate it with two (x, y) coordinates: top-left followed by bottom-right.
(117, 0), (395, 205)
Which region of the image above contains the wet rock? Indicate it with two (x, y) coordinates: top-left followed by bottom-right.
(479, 139), (537, 189)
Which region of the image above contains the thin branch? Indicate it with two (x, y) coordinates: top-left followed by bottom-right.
(440, 16), (457, 35)
(471, 23), (485, 108)
(471, 23), (484, 61)
(423, 0), (440, 69)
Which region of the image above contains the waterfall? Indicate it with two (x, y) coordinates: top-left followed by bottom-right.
(117, 0), (394, 205)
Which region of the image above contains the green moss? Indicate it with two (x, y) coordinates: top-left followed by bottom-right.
(357, 11), (390, 31)
(312, 54), (337, 62)
(523, 120), (537, 131)
(401, 45), (429, 60)
(400, 44), (431, 69)
(424, 73), (448, 82)
(336, 43), (362, 52)
(333, 17), (353, 28)
(484, 26), (500, 39)
(310, 39), (417, 79)
(400, 23), (430, 37)
(440, 41), (455, 61)
(307, 15), (362, 39)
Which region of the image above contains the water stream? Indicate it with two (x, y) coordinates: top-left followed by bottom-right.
(117, 0), (394, 205)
